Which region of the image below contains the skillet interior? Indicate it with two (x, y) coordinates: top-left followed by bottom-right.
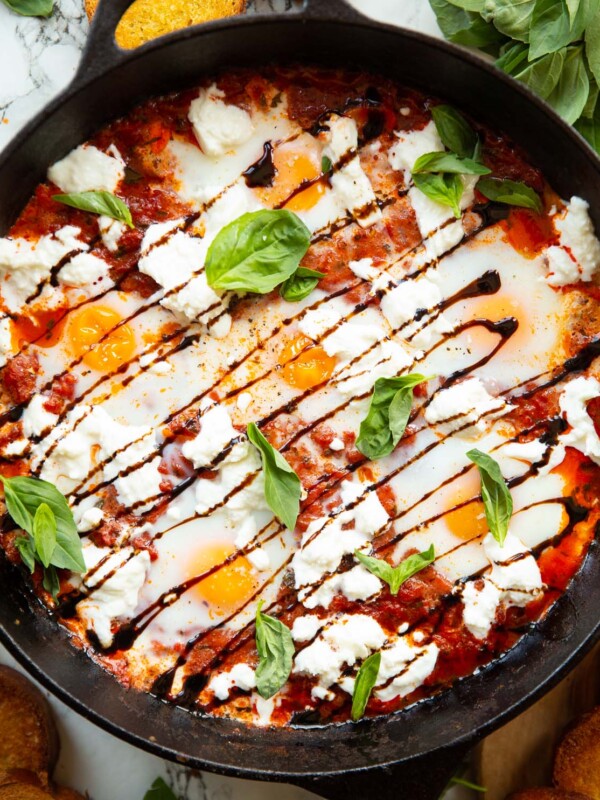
(0, 0), (599, 792)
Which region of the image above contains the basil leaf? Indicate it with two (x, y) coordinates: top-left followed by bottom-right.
(247, 423), (302, 531)
(355, 545), (435, 595)
(0, 476), (85, 573)
(205, 209), (311, 294)
(321, 155), (332, 174)
(15, 537), (35, 573)
(356, 374), (432, 460)
(430, 0), (506, 47)
(566, 0), (581, 22)
(413, 151), (491, 175)
(280, 267), (325, 303)
(42, 565), (60, 599)
(575, 103), (600, 150)
(466, 449), (513, 546)
(477, 177), (542, 211)
(143, 778), (178, 800)
(586, 11), (600, 86)
(255, 600), (294, 699)
(413, 173), (464, 219)
(431, 105), (479, 159)
(484, 0), (535, 42)
(496, 42), (530, 74)
(514, 49), (567, 99)
(53, 191), (134, 229)
(33, 503), (57, 569)
(582, 75), (599, 118)
(1, 0), (53, 16)
(351, 651), (381, 721)
(544, 45), (590, 124)
(529, 0), (598, 61)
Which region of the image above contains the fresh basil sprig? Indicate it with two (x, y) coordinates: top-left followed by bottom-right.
(356, 374), (432, 460)
(205, 209), (311, 294)
(477, 177), (543, 211)
(1, 475), (85, 597)
(431, 105), (480, 159)
(351, 651), (381, 721)
(413, 173), (464, 219)
(280, 267), (325, 303)
(321, 155), (333, 174)
(143, 778), (178, 800)
(53, 191), (134, 228)
(1, 0), (53, 16)
(247, 423), (302, 531)
(466, 449), (513, 546)
(355, 545), (435, 595)
(255, 599), (295, 699)
(413, 151), (491, 176)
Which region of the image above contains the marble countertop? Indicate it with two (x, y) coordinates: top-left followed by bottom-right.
(0, 3), (468, 799)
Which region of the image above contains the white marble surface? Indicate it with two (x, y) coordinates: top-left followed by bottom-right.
(0, 2), (464, 799)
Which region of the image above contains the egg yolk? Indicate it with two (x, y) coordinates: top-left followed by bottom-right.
(280, 334), (336, 390)
(188, 542), (259, 616)
(257, 149), (325, 212)
(445, 477), (487, 541)
(469, 293), (532, 352)
(67, 305), (136, 373)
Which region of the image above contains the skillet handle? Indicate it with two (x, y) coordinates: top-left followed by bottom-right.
(289, 743), (471, 800)
(75, 0), (369, 83)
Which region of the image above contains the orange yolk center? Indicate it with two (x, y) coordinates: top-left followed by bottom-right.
(280, 334), (336, 390)
(67, 305), (136, 373)
(257, 149), (325, 212)
(188, 542), (259, 616)
(445, 477), (487, 541)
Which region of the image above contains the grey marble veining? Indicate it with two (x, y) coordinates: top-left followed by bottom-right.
(0, 2), (463, 798)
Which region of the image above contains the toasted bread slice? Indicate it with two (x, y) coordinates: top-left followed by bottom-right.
(508, 790), (592, 799)
(85, 0), (246, 49)
(554, 708), (600, 799)
(0, 786), (55, 800)
(0, 668), (58, 784)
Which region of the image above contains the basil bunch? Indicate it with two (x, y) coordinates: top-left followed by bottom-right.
(205, 209), (315, 298)
(1, 0), (52, 16)
(255, 600), (295, 699)
(143, 778), (178, 800)
(467, 449), (513, 546)
(355, 544), (435, 595)
(1, 475), (85, 597)
(53, 191), (134, 228)
(430, 0), (600, 153)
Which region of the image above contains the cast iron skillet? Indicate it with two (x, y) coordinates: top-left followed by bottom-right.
(1, 1), (600, 798)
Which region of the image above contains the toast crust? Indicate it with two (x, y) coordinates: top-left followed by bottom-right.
(554, 708), (600, 800)
(0, 786), (55, 800)
(85, 0), (246, 49)
(0, 668), (58, 784)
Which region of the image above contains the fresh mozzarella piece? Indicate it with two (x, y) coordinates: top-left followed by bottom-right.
(0, 316), (13, 368)
(322, 114), (382, 228)
(77, 550), (151, 647)
(425, 219), (465, 260)
(558, 376), (600, 466)
(208, 663), (256, 700)
(58, 252), (110, 288)
(303, 565), (382, 610)
(98, 216), (126, 252)
(335, 339), (415, 397)
(161, 273), (225, 325)
(380, 276), (441, 330)
(424, 377), (508, 433)
(21, 394), (58, 438)
(387, 121), (444, 182)
(349, 257), (378, 281)
(48, 144), (125, 193)
(75, 506), (105, 533)
(188, 84), (254, 158)
(461, 579), (501, 640)
(293, 614), (386, 695)
(373, 638), (439, 702)
(546, 196), (600, 285)
(409, 175), (477, 239)
(141, 219), (184, 253)
(0, 226), (87, 312)
(299, 304), (344, 341)
(116, 456), (164, 508)
(181, 404), (238, 469)
(323, 320), (386, 360)
(291, 615), (323, 642)
(138, 231), (203, 292)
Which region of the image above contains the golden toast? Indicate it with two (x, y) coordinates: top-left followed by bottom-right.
(85, 0), (247, 49)
(553, 708), (600, 800)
